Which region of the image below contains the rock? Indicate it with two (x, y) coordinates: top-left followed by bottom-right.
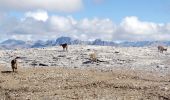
(157, 65), (166, 69)
(115, 51), (119, 53)
(31, 63), (38, 66)
(58, 55), (66, 57)
(87, 49), (91, 51)
(82, 61), (92, 64)
(39, 63), (48, 66)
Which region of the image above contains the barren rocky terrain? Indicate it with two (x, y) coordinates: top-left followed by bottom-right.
(0, 45), (170, 99)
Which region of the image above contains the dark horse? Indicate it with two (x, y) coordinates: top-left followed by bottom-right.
(11, 57), (20, 72)
(60, 43), (68, 51)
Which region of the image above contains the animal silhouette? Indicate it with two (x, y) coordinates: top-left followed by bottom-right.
(158, 45), (167, 53)
(60, 43), (68, 51)
(11, 57), (20, 72)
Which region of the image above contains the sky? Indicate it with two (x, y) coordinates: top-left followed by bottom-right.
(0, 0), (170, 42)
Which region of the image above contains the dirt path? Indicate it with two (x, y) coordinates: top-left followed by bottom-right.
(0, 67), (170, 100)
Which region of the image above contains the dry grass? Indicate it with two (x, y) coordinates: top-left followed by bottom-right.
(0, 66), (170, 100)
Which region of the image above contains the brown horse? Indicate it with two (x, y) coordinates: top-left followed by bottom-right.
(158, 45), (167, 53)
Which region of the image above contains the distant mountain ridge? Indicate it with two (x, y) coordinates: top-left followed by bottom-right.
(1, 39), (25, 45)
(0, 37), (170, 49)
(0, 39), (31, 49)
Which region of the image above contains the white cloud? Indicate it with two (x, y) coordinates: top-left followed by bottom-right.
(49, 16), (74, 32)
(1, 14), (170, 41)
(48, 16), (116, 41)
(113, 16), (170, 41)
(164, 23), (170, 32)
(76, 18), (116, 40)
(0, 0), (83, 12)
(25, 10), (48, 22)
(0, 12), (116, 41)
(120, 16), (159, 35)
(11, 34), (33, 41)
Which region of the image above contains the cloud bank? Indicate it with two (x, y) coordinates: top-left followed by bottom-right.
(0, 0), (83, 12)
(0, 10), (170, 41)
(24, 10), (49, 22)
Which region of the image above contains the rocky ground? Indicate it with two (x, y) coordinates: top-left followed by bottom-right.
(0, 45), (169, 99)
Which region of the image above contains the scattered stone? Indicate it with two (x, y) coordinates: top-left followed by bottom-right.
(58, 55), (66, 57)
(53, 57), (58, 59)
(82, 61), (92, 64)
(115, 51), (119, 54)
(157, 65), (166, 69)
(39, 63), (48, 66)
